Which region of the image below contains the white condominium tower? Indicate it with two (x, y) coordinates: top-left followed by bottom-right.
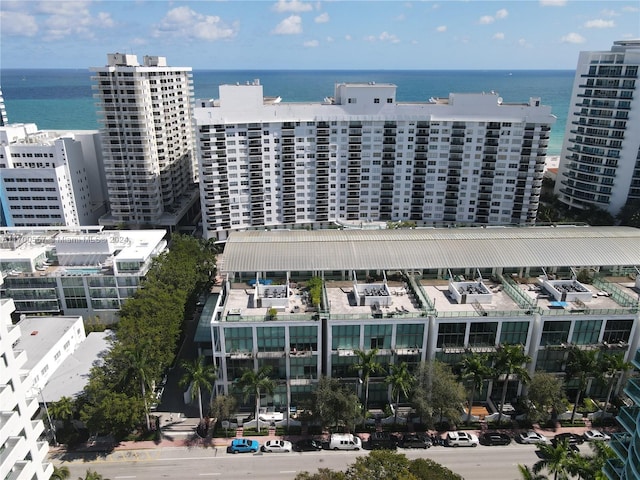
(194, 81), (555, 241)
(92, 53), (198, 229)
(555, 39), (640, 216)
(0, 87), (8, 126)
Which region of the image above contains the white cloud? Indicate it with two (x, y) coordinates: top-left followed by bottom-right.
(540, 0), (567, 6)
(600, 9), (619, 17)
(584, 19), (615, 28)
(622, 6), (639, 12)
(561, 32), (586, 44)
(97, 12), (115, 28)
(518, 38), (529, 47)
(303, 39), (319, 47)
(479, 8), (508, 25)
(395, 14), (406, 21)
(493, 32), (505, 40)
(379, 31), (400, 43)
(411, 39), (418, 45)
(326, 36), (334, 42)
(272, 15), (302, 35)
(436, 25), (447, 32)
(272, 0), (313, 13)
(345, 34), (352, 41)
(315, 12), (329, 23)
(0, 11), (38, 36)
(153, 6), (238, 41)
(479, 15), (494, 24)
(495, 9), (508, 19)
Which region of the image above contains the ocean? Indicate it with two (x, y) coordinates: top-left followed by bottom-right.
(0, 69), (574, 155)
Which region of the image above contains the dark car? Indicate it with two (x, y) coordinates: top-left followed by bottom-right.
(553, 433), (584, 447)
(368, 432), (398, 450)
(293, 439), (323, 452)
(399, 433), (432, 449)
(480, 432), (512, 446)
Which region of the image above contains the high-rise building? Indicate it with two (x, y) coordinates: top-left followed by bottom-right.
(555, 39), (640, 216)
(194, 81), (555, 241)
(0, 298), (53, 480)
(92, 53), (199, 229)
(0, 123), (107, 227)
(0, 87), (8, 126)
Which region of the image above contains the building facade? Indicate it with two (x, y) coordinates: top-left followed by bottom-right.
(194, 81), (555, 241)
(555, 39), (640, 216)
(92, 53), (199, 229)
(0, 124), (107, 227)
(0, 227), (167, 323)
(0, 298), (53, 480)
(208, 227), (640, 414)
(0, 87), (8, 127)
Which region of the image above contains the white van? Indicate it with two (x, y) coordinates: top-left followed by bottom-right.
(329, 433), (362, 451)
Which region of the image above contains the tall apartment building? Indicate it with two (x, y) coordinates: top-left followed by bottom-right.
(0, 298), (53, 480)
(92, 53), (199, 229)
(0, 88), (8, 126)
(194, 81), (555, 241)
(0, 123), (107, 227)
(555, 39), (640, 216)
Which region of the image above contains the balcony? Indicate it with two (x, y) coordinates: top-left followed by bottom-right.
(624, 377), (640, 404)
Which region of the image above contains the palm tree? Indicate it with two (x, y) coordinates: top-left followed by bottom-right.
(353, 348), (385, 425)
(120, 345), (154, 430)
(236, 365), (276, 433)
(599, 353), (632, 415)
(384, 362), (414, 425)
(51, 465), (70, 480)
(565, 347), (600, 423)
(179, 355), (218, 421)
(79, 470), (109, 480)
(459, 353), (492, 424)
(533, 439), (572, 480)
(493, 344), (531, 424)
(517, 464), (547, 480)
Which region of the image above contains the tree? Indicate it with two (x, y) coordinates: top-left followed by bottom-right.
(353, 348), (385, 424)
(533, 439), (572, 480)
(458, 353), (492, 424)
(295, 470), (346, 480)
(345, 450), (413, 480)
(236, 365), (275, 433)
(599, 352), (632, 415)
(118, 345), (155, 430)
(79, 470), (109, 480)
(210, 394), (237, 436)
(518, 465), (547, 480)
(565, 347), (600, 423)
(412, 361), (466, 428)
(408, 458), (465, 480)
(385, 362), (414, 425)
(526, 372), (566, 425)
(493, 344), (532, 424)
(51, 465), (70, 480)
(304, 376), (360, 431)
(49, 396), (75, 434)
(179, 355), (217, 421)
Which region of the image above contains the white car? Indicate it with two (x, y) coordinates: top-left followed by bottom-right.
(258, 411), (284, 422)
(262, 440), (292, 453)
(518, 431), (549, 445)
(445, 431), (479, 447)
(583, 430), (611, 442)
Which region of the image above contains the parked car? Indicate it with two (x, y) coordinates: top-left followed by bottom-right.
(399, 433), (432, 449)
(368, 431), (399, 450)
(262, 440), (292, 453)
(518, 431), (549, 445)
(228, 439), (260, 454)
(329, 433), (362, 451)
(553, 432), (584, 446)
(445, 431), (479, 447)
(293, 439), (323, 452)
(479, 432), (512, 446)
(583, 430), (611, 442)
(258, 409), (284, 422)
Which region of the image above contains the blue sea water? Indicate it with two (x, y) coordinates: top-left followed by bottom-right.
(0, 69), (574, 155)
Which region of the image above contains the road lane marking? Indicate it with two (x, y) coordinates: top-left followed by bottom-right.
(280, 471), (297, 474)
(199, 474), (221, 476)
(115, 476), (137, 479)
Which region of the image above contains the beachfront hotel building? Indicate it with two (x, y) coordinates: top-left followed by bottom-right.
(0, 298), (53, 480)
(194, 81), (556, 241)
(0, 226), (167, 323)
(0, 123), (107, 227)
(207, 226), (640, 414)
(0, 88), (8, 126)
(92, 53), (199, 230)
(556, 39), (640, 217)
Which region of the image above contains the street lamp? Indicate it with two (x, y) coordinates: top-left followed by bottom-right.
(39, 389), (58, 447)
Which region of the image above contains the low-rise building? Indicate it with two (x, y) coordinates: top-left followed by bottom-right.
(209, 226), (640, 412)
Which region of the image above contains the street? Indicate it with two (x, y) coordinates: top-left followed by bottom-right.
(56, 443), (544, 479)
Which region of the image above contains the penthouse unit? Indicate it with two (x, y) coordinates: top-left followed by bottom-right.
(556, 39), (640, 216)
(0, 226), (167, 323)
(209, 226), (640, 413)
(0, 299), (53, 480)
(92, 53), (199, 229)
(194, 81), (555, 241)
(0, 123), (107, 227)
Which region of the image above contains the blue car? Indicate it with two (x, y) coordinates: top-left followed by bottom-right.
(228, 439), (260, 454)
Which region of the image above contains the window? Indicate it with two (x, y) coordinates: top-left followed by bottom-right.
(332, 325), (360, 349)
(374, 98), (380, 104)
(540, 321), (570, 346)
(224, 327), (253, 352)
(468, 322), (497, 347)
(386, 98), (393, 103)
(571, 319), (602, 345)
(364, 324), (392, 349)
(289, 326), (318, 352)
(602, 319), (633, 344)
(257, 327), (285, 352)
(437, 323), (466, 348)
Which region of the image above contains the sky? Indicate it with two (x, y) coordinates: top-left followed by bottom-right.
(1, 0), (639, 70)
